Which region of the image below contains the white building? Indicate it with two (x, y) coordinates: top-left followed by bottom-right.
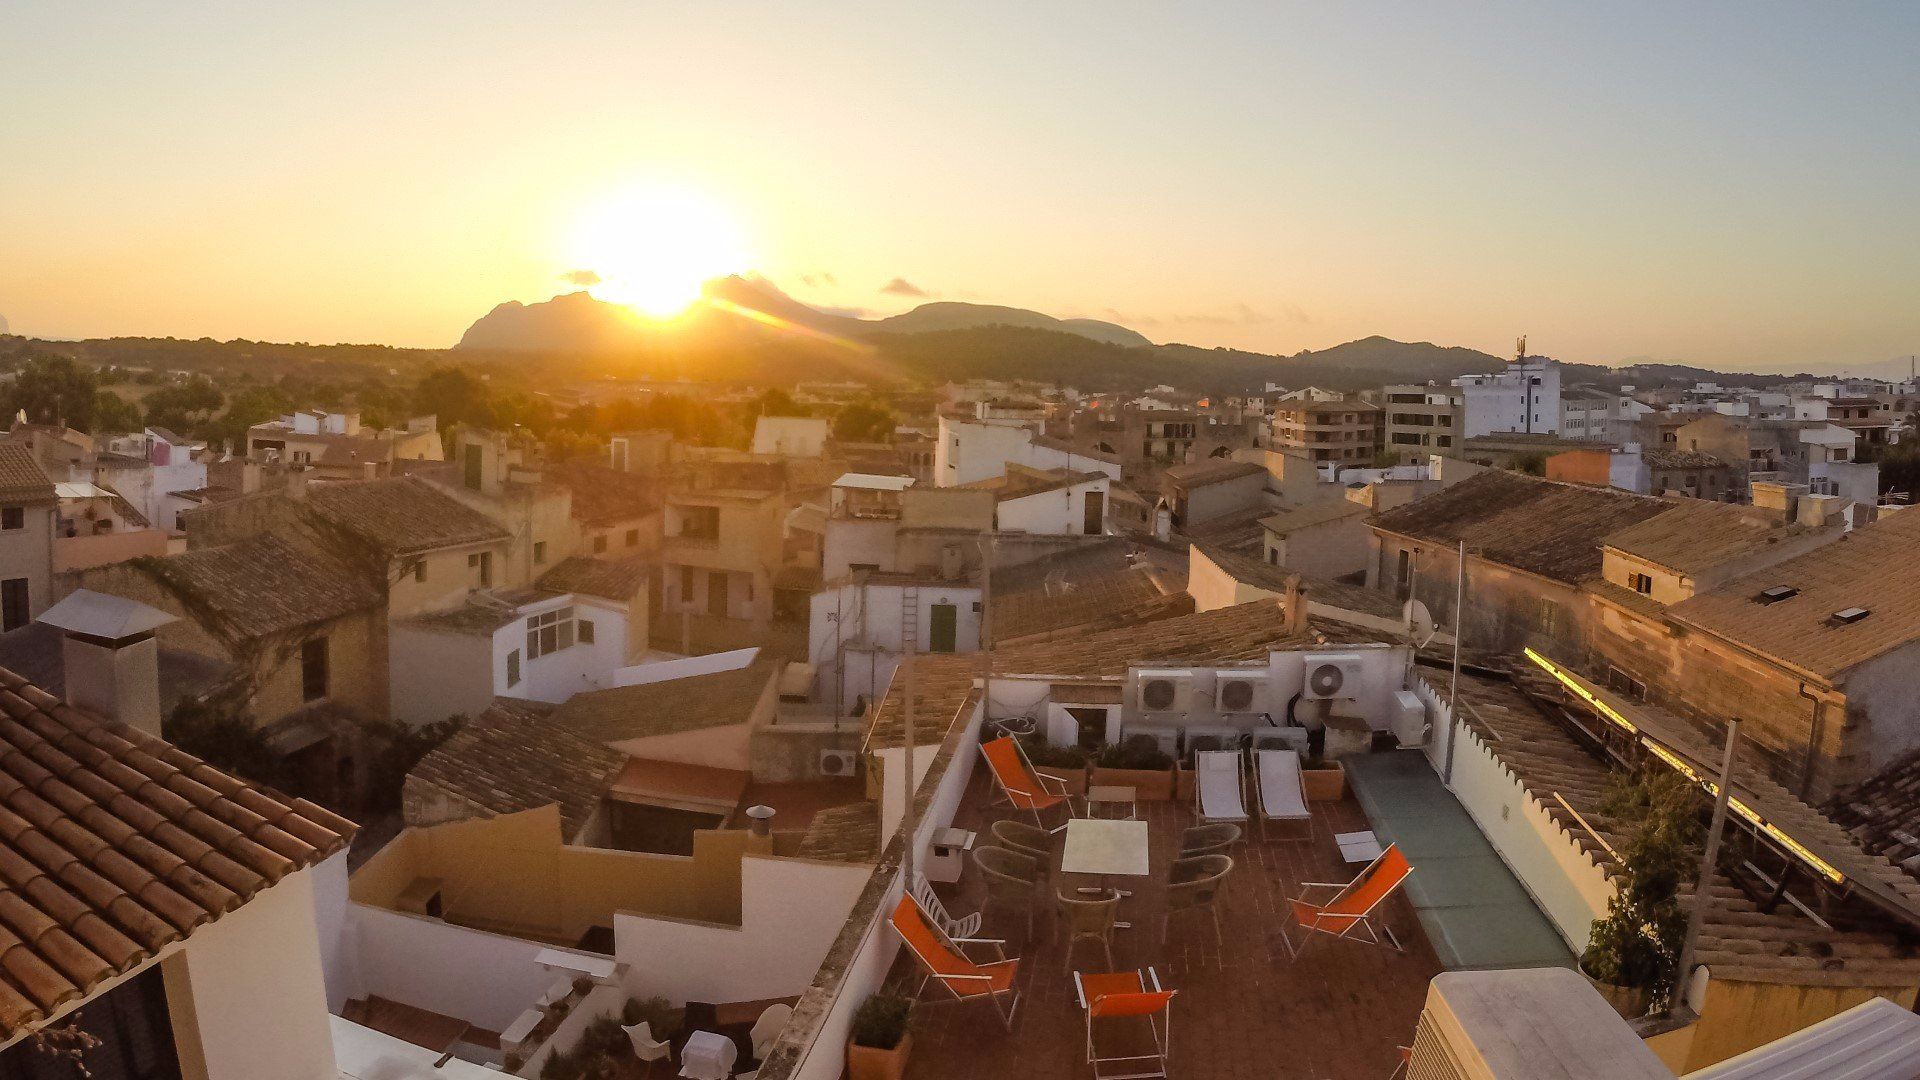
(1454, 358), (1562, 439)
(933, 416), (1122, 487)
(808, 573), (983, 714)
(751, 415), (830, 458)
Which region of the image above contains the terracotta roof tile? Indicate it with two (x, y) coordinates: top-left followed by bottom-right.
(405, 699), (625, 836)
(0, 446), (54, 505)
(537, 555), (649, 602)
(306, 476), (509, 557)
(0, 666), (352, 1037)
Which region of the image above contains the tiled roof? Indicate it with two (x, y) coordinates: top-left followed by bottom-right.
(306, 477), (509, 557)
(1193, 543), (1405, 622)
(1602, 500), (1833, 578)
(1642, 448), (1729, 470)
(1371, 470), (1673, 584)
(992, 542), (1181, 642)
(139, 531), (384, 642)
(544, 460), (664, 526)
(1666, 508), (1920, 680)
(1163, 459), (1265, 486)
(405, 700), (622, 837)
(1258, 499), (1366, 537)
(960, 466), (1103, 503)
(0, 667), (352, 1035)
(0, 624), (230, 713)
(1481, 665), (1920, 987)
(1830, 748), (1920, 883)
(793, 802), (880, 864)
(549, 657), (777, 746)
(537, 555), (648, 602)
(1582, 578), (1667, 619)
(0, 445), (54, 504)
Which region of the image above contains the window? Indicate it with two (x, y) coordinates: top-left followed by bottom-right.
(1629, 573), (1653, 595)
(593, 535), (608, 554)
(626, 528), (640, 547)
(578, 619), (595, 644)
(413, 561), (426, 583)
(468, 551), (492, 586)
(0, 506), (21, 531)
(506, 649), (521, 687)
(0, 578), (26, 631)
(533, 541), (547, 565)
(677, 505), (720, 540)
(527, 606), (576, 659)
(301, 636), (329, 701)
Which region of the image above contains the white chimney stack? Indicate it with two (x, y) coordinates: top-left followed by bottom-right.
(36, 590), (177, 738)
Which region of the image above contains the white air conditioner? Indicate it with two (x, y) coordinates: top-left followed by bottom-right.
(1118, 722), (1180, 758)
(1132, 669), (1194, 716)
(1214, 673), (1268, 715)
(1182, 724), (1243, 758)
(1391, 689), (1428, 748)
(1302, 652), (1364, 700)
(818, 749), (859, 778)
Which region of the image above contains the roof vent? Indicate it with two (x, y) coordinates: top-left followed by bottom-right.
(1756, 586), (1799, 605)
(1832, 607), (1871, 625)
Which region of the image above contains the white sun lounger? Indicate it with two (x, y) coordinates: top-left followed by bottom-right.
(1193, 749), (1249, 826)
(1256, 748), (1312, 840)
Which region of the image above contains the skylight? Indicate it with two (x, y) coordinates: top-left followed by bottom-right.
(1832, 607), (1871, 625)
(1756, 585), (1799, 604)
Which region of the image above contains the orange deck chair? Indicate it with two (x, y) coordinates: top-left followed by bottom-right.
(1074, 968), (1177, 1080)
(889, 893), (1022, 1030)
(1278, 843), (1413, 958)
(980, 735), (1080, 832)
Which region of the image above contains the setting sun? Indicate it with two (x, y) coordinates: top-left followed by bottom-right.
(566, 184), (750, 319)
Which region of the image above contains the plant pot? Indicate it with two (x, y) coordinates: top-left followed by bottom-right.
(1582, 971), (1651, 1020)
(1301, 761), (1347, 802)
(1036, 765), (1088, 796)
(847, 1034), (912, 1080)
(1091, 766), (1175, 801)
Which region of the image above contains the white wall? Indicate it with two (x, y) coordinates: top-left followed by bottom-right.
(808, 582), (982, 708)
(493, 594), (632, 703)
(614, 855), (872, 1005)
(934, 417), (1121, 487)
(1456, 360), (1563, 438)
(996, 477), (1108, 535)
(389, 626), (494, 726)
(337, 903), (563, 1033)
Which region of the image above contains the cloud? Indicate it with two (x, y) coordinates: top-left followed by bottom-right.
(799, 272), (838, 288)
(813, 305), (874, 319)
(1157, 303), (1312, 327)
(560, 269), (602, 287)
(879, 277), (929, 297)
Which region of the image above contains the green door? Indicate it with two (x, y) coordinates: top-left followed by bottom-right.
(928, 603), (957, 653)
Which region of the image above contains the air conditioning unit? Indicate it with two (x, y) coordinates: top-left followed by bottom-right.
(1118, 723), (1180, 758)
(1132, 669), (1194, 715)
(1214, 673), (1268, 715)
(1302, 652), (1364, 700)
(818, 749), (859, 778)
(1182, 724), (1243, 758)
(1391, 690), (1428, 748)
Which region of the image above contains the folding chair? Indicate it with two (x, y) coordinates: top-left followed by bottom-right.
(1277, 844), (1414, 958)
(1255, 747), (1312, 841)
(1193, 749), (1249, 829)
(980, 736), (1081, 831)
(889, 893), (1022, 1030)
(912, 871), (983, 940)
(1074, 967), (1176, 1080)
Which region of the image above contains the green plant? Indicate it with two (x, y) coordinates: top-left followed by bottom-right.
(539, 1050), (583, 1080)
(1095, 735), (1172, 771)
(1579, 764), (1706, 1012)
(622, 995), (681, 1040)
(850, 992), (912, 1050)
(576, 1015), (626, 1058)
(1018, 735), (1087, 770)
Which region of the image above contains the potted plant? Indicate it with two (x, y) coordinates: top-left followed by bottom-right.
(623, 994), (684, 1042)
(1299, 752), (1347, 802)
(846, 992), (913, 1080)
(1578, 765), (1704, 1019)
(1091, 736), (1176, 801)
(1018, 735), (1089, 796)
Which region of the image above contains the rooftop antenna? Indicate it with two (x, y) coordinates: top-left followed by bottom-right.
(1515, 335), (1528, 364)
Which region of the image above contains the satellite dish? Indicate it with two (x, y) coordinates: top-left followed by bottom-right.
(1403, 599), (1438, 648)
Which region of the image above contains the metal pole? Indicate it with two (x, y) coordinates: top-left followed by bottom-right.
(980, 535), (994, 723)
(1443, 539), (1466, 784)
(901, 645), (917, 887)
(1677, 720), (1740, 1011)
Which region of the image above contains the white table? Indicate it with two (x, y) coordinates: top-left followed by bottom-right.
(1336, 830), (1384, 864)
(1061, 818), (1151, 927)
(680, 1030), (738, 1080)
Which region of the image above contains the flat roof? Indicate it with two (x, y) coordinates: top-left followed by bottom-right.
(833, 472), (915, 491)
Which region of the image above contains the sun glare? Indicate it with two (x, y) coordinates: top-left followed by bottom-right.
(567, 184), (750, 319)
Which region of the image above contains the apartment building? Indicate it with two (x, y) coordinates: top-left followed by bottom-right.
(246, 409), (442, 480)
(1382, 384), (1462, 463)
(659, 463), (795, 652)
(0, 444), (56, 631)
(1270, 398), (1382, 464)
(1454, 357), (1562, 438)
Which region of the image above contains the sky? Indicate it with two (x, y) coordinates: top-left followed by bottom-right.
(4, 2), (1919, 372)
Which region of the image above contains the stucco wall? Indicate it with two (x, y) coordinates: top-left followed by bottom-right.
(996, 478), (1108, 536)
(388, 625), (493, 726)
(0, 503), (55, 623)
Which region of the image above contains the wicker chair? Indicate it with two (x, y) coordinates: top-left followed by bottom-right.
(1056, 889), (1121, 972)
(991, 818), (1060, 865)
(1179, 823), (1241, 858)
(1162, 854), (1232, 947)
(973, 845), (1047, 940)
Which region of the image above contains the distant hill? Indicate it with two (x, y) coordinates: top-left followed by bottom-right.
(0, 313), (10, 336)
(456, 279), (1153, 353)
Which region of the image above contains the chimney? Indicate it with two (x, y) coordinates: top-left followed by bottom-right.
(1281, 573), (1310, 636)
(1751, 481), (1806, 523)
(36, 590), (177, 738)
(745, 804), (775, 837)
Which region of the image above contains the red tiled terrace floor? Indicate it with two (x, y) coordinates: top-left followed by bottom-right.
(902, 771), (1443, 1080)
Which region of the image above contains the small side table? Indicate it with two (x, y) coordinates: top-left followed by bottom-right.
(1336, 830), (1384, 864)
(1086, 785), (1138, 820)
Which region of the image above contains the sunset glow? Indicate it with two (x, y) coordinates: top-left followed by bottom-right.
(566, 184), (750, 319)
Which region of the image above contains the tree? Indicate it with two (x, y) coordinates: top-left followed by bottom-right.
(751, 387), (805, 418)
(412, 367), (496, 431)
(206, 384), (296, 449)
(1580, 765), (1705, 1014)
(142, 377), (225, 436)
(91, 390), (143, 434)
(2, 355), (97, 430)
(832, 399), (895, 443)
